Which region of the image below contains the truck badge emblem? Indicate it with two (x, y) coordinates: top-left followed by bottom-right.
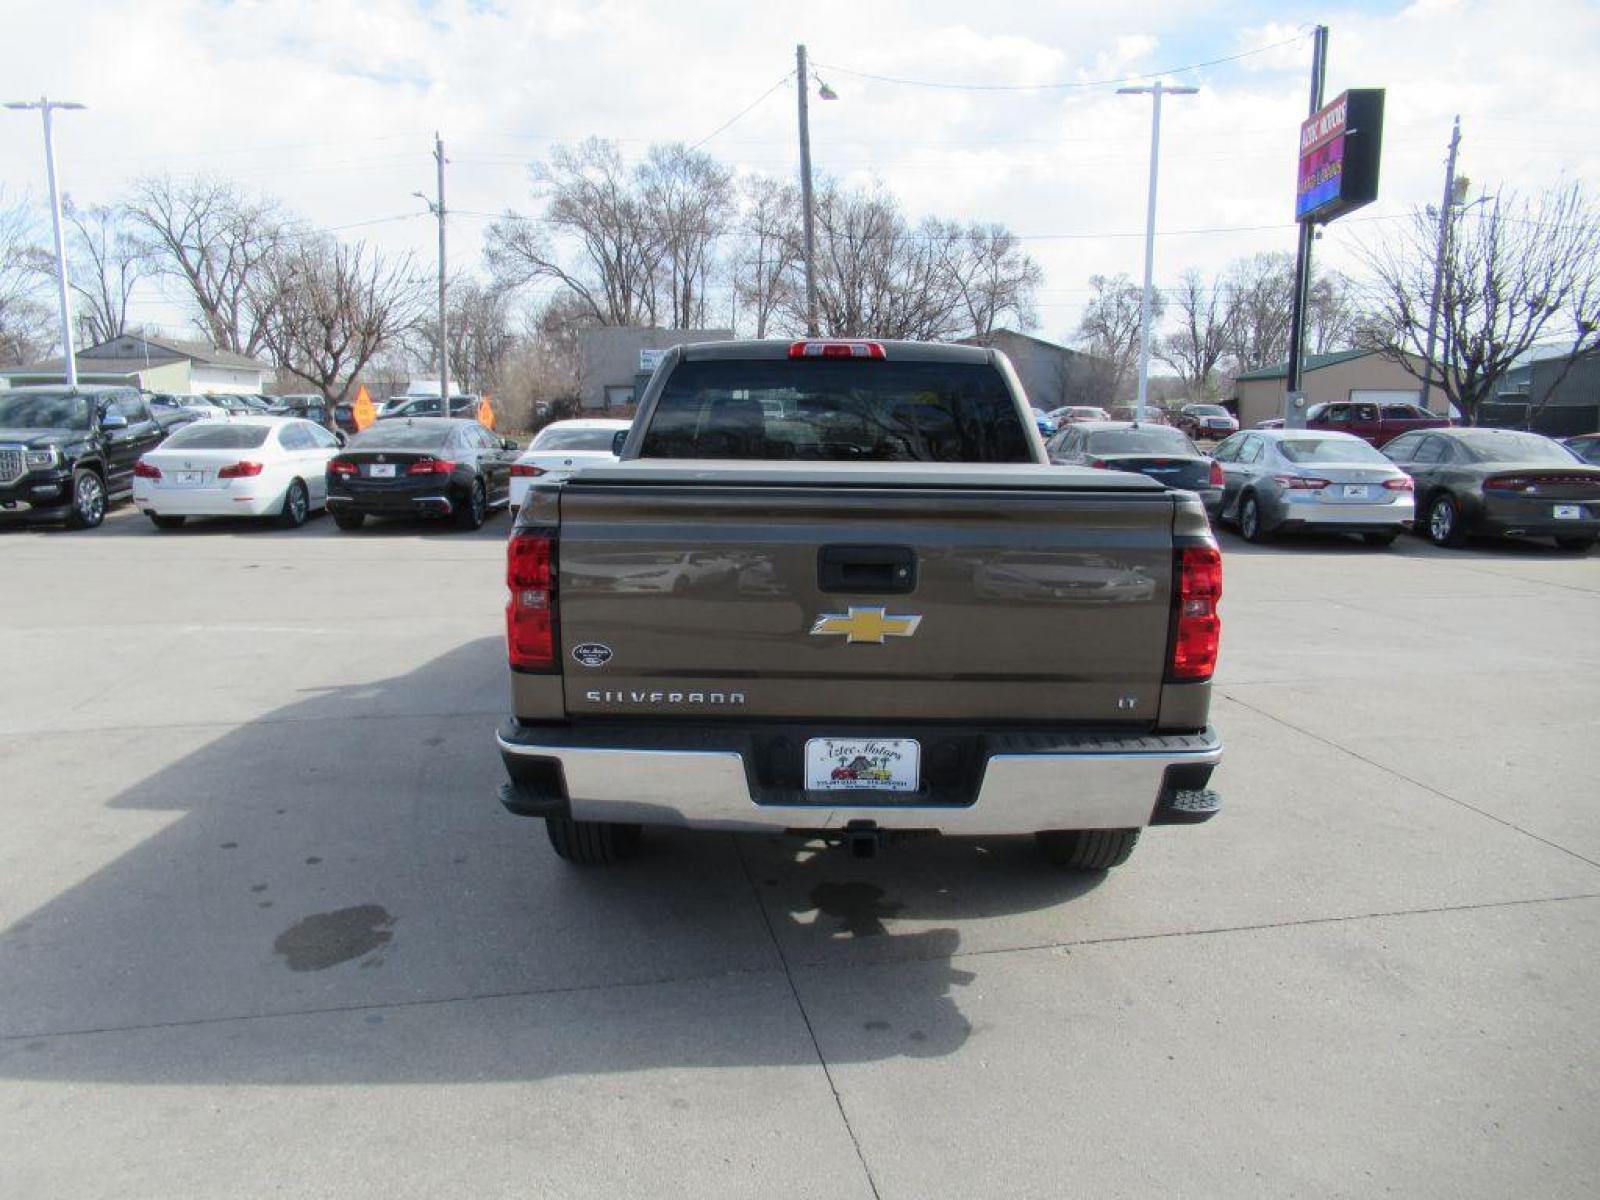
(572, 643), (613, 668)
(810, 607), (922, 644)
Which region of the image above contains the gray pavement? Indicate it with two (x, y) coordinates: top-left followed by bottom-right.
(1, 507), (1597, 1199)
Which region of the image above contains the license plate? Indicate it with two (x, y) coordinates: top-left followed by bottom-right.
(174, 470), (205, 486)
(1342, 484), (1367, 498)
(1554, 504), (1582, 519)
(804, 738), (920, 793)
(368, 463), (396, 478)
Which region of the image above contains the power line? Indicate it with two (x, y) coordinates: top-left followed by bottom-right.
(689, 71), (795, 150)
(812, 31), (1310, 92)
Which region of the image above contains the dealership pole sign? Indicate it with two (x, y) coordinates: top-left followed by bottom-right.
(1295, 88), (1385, 224)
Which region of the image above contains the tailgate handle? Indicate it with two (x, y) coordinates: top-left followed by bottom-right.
(818, 545), (916, 594)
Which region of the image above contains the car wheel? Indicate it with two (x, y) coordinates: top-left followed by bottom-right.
(1035, 828), (1140, 871)
(1426, 494), (1465, 547)
(65, 468), (107, 530)
(456, 478), (486, 530)
(1555, 535), (1596, 554)
(1239, 493), (1268, 543)
(545, 817), (642, 865)
(278, 479), (309, 529)
(1363, 531), (1398, 548)
(148, 513), (186, 530)
(333, 511), (365, 532)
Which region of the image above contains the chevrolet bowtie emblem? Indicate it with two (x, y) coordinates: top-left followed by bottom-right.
(810, 606), (922, 644)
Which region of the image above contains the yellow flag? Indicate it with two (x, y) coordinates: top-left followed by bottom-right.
(352, 385), (376, 431)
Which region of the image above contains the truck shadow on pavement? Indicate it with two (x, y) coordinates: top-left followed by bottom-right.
(0, 637), (1104, 1085)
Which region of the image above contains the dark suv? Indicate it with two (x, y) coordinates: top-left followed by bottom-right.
(0, 385), (164, 528)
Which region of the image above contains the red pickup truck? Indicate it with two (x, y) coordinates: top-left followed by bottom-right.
(1307, 401), (1451, 447)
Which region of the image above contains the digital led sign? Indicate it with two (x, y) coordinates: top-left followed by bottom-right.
(1295, 89), (1385, 224)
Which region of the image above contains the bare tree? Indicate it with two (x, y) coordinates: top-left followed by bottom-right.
(254, 238), (425, 404)
(414, 278), (518, 394)
(125, 175), (290, 356)
(1357, 182), (1600, 424)
(638, 143), (733, 328)
(1221, 252), (1295, 375)
(944, 223), (1043, 338)
(0, 191), (54, 365)
(485, 139), (660, 326)
(730, 176), (801, 338)
(1306, 270), (1362, 356)
(1156, 269), (1228, 399)
(1075, 273), (1162, 406)
(64, 200), (146, 345)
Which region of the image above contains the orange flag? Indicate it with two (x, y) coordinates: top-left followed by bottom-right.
(352, 385), (376, 431)
(477, 395), (496, 430)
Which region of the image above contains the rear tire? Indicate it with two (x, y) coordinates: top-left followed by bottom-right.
(1425, 494), (1465, 547)
(1363, 531), (1398, 547)
(1555, 535), (1596, 554)
(456, 478), (487, 530)
(1035, 828), (1141, 871)
(277, 479), (309, 529)
(1239, 493), (1269, 543)
(333, 511), (365, 531)
(148, 513), (186, 530)
(545, 817), (642, 865)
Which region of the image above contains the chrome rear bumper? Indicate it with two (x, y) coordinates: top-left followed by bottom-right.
(497, 722), (1222, 833)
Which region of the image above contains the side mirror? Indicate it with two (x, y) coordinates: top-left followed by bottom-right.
(334, 431), (348, 448)
(99, 409), (129, 432)
(612, 430), (628, 455)
(501, 437), (520, 452)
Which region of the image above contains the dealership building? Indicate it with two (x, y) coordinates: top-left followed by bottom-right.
(1232, 348), (1431, 429)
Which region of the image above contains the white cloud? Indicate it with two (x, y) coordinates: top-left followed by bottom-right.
(2, 0), (1595, 343)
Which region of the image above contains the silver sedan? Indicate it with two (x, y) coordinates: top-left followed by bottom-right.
(1212, 429), (1416, 546)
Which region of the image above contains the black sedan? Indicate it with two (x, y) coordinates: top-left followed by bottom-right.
(1047, 420), (1223, 517)
(325, 418), (519, 531)
(1382, 427), (1600, 551)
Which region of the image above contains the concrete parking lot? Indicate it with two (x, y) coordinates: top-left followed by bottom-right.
(1, 508), (1597, 1199)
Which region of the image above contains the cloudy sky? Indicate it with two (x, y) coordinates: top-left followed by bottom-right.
(3, 0), (1597, 343)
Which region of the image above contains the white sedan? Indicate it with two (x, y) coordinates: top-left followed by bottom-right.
(132, 417), (342, 530)
(509, 418), (630, 508)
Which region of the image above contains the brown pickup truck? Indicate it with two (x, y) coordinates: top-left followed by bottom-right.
(497, 339), (1223, 870)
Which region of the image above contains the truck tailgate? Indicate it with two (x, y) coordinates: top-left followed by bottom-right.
(554, 463), (1176, 725)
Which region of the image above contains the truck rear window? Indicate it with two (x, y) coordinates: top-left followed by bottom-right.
(639, 360), (1033, 463)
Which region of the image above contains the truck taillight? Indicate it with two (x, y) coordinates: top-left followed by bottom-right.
(506, 531), (557, 671)
(1169, 543), (1222, 682)
(788, 340), (886, 359)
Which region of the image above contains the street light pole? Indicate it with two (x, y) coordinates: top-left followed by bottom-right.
(5, 97), (87, 386)
(797, 43), (820, 337)
(413, 133), (449, 399)
(1419, 116), (1461, 415)
(1117, 81), (1198, 422)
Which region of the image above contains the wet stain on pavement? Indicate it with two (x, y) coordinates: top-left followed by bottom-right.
(273, 905), (394, 972)
(809, 882), (903, 938)
(250, 884), (268, 893)
(304, 856), (322, 866)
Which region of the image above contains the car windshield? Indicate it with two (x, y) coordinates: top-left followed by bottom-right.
(1277, 437), (1388, 464)
(349, 423), (452, 450)
(533, 427), (622, 453)
(1459, 431), (1580, 463)
(163, 423), (271, 450)
(1086, 427), (1195, 455)
(0, 390), (92, 429)
(640, 359), (1032, 463)
(1190, 405), (1228, 416)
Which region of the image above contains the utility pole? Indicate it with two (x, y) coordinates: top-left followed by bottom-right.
(414, 135), (449, 398)
(5, 97), (86, 386)
(796, 43), (820, 337)
(1419, 116), (1461, 415)
(1284, 25), (1329, 425)
(1117, 80), (1198, 422)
